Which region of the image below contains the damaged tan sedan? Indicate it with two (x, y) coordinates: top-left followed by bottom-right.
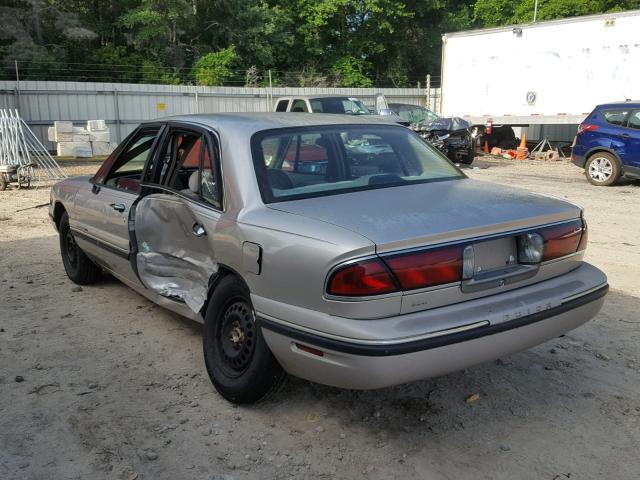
(50, 113), (608, 403)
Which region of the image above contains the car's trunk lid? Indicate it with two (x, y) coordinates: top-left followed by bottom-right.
(267, 178), (582, 253)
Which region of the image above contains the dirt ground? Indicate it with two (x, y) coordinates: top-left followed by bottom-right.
(1, 157), (639, 480)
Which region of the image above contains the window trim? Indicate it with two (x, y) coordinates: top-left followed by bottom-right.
(275, 99), (290, 112)
(140, 121), (225, 212)
(92, 123), (165, 190)
(250, 124), (465, 204)
(626, 109), (640, 130)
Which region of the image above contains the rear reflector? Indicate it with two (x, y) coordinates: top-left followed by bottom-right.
(383, 246), (463, 290)
(295, 343), (324, 357)
(540, 219), (584, 261)
(327, 258), (397, 296)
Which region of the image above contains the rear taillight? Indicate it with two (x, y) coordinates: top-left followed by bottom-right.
(327, 258), (397, 296)
(383, 246), (463, 290)
(539, 219), (585, 261)
(577, 219), (588, 252)
(577, 123), (598, 134)
(328, 220), (588, 297)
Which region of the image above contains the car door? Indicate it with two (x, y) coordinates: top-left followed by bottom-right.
(131, 123), (223, 313)
(623, 110), (640, 170)
(600, 109), (630, 158)
(72, 125), (164, 285)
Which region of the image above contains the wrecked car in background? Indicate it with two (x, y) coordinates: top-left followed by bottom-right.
(388, 103), (475, 164)
(50, 113), (608, 404)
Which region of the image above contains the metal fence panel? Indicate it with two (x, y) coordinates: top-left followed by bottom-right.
(0, 81), (440, 150)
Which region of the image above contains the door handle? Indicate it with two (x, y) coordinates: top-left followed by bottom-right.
(110, 203), (126, 212)
(192, 223), (206, 237)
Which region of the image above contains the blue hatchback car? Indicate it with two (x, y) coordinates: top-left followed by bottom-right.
(572, 101), (640, 186)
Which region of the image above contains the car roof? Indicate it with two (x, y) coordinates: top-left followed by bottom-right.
(596, 101), (640, 109)
(149, 112), (399, 135)
(277, 94), (363, 100)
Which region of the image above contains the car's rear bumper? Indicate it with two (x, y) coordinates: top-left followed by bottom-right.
(258, 264), (607, 389)
(571, 151), (587, 168)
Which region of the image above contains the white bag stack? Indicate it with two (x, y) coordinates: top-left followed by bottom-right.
(87, 120), (112, 157)
(87, 120), (107, 131)
(92, 142), (114, 156)
(57, 142), (93, 158)
(51, 119), (113, 158)
(89, 130), (110, 142)
(72, 126), (90, 142)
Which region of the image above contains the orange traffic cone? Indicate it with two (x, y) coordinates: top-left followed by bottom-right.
(519, 133), (527, 149)
(483, 140), (489, 153)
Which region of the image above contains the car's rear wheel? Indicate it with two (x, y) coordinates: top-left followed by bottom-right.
(203, 275), (284, 404)
(585, 152), (620, 186)
(59, 212), (101, 284)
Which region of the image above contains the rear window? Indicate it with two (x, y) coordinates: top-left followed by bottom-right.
(602, 109), (629, 126)
(309, 98), (369, 115)
(252, 125), (463, 203)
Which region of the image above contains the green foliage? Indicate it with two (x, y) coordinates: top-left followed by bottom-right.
(141, 60), (181, 84)
(2, 0), (640, 85)
(193, 46), (238, 86)
(331, 56), (373, 87)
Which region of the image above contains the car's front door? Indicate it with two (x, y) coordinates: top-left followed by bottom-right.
(73, 125), (164, 285)
(623, 110), (640, 170)
(131, 124), (223, 313)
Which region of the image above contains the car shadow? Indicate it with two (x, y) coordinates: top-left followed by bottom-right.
(254, 289), (640, 446)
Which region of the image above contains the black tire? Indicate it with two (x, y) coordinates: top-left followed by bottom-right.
(59, 212), (101, 285)
(585, 152), (621, 186)
(203, 275), (284, 404)
(460, 146), (475, 165)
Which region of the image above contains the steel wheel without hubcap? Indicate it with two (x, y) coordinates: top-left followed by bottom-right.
(58, 211), (101, 285)
(218, 300), (256, 375)
(65, 230), (79, 269)
(203, 275), (284, 404)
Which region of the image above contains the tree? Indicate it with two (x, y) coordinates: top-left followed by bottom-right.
(193, 46), (238, 86)
(332, 56), (373, 87)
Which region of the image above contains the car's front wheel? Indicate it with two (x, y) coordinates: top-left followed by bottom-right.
(585, 152), (621, 186)
(59, 212), (101, 284)
(203, 275), (284, 403)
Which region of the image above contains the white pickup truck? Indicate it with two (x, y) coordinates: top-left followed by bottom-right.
(273, 95), (371, 114)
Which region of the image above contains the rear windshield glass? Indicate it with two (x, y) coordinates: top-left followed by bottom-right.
(252, 125), (463, 203)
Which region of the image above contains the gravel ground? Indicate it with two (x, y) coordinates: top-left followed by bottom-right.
(1, 157), (639, 480)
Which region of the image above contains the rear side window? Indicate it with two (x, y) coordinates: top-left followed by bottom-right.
(275, 99), (289, 112)
(252, 125), (463, 203)
(628, 111), (640, 130)
(602, 109), (629, 126)
(290, 100), (308, 112)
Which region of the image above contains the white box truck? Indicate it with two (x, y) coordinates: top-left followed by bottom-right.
(440, 10), (640, 140)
